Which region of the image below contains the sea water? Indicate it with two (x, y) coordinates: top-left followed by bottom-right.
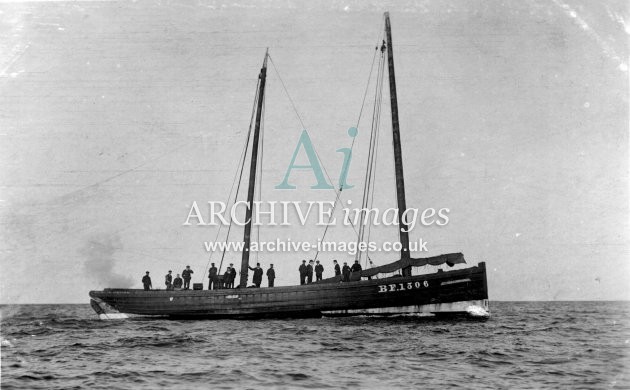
(1, 302), (628, 389)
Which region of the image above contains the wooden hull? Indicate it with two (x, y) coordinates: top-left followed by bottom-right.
(89, 262), (489, 319)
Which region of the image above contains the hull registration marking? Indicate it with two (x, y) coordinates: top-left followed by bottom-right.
(378, 281), (428, 293)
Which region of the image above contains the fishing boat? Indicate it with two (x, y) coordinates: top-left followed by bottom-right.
(89, 12), (489, 320)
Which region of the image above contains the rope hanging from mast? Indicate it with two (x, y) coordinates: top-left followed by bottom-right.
(355, 40), (386, 268)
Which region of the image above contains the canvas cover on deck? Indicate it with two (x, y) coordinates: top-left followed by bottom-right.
(317, 252), (466, 283)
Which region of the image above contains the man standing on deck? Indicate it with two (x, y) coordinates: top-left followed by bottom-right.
(182, 265), (194, 290)
(142, 271), (152, 291)
(267, 264), (275, 287)
(229, 263), (237, 288)
(351, 260), (362, 273)
(248, 263), (264, 287)
(342, 262), (351, 282)
(208, 263), (218, 290)
(299, 260), (307, 285)
(315, 260), (324, 281)
(333, 260), (341, 276)
(306, 260), (314, 284)
(165, 270), (173, 290)
(173, 274), (183, 289)
(223, 266), (232, 289)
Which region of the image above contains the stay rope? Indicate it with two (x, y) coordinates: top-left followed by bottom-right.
(356, 41), (386, 268)
(268, 55), (367, 249)
(200, 76), (260, 281)
(314, 23), (386, 263)
(203, 21), (387, 280)
(254, 98), (266, 265)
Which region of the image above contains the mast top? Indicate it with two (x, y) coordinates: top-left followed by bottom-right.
(383, 10), (412, 267)
(239, 48), (269, 288)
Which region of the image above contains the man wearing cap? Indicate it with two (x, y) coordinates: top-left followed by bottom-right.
(315, 260), (324, 281)
(298, 260), (307, 285)
(165, 270), (173, 290)
(267, 264), (275, 287)
(208, 263), (218, 290)
(182, 265), (194, 290)
(142, 271), (152, 291)
(222, 266), (232, 289)
(229, 263), (237, 288)
(333, 260), (341, 276)
(248, 263), (263, 288)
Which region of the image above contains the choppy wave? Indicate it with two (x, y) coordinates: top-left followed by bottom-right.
(1, 302), (629, 389)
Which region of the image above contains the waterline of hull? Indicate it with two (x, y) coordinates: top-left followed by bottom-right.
(322, 299), (490, 318)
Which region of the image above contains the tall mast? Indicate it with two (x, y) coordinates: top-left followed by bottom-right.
(384, 12), (411, 274)
(239, 49), (268, 288)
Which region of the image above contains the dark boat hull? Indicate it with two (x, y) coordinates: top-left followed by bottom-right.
(89, 262), (489, 319)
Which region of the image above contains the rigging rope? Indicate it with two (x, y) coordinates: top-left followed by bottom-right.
(363, 77), (384, 270)
(313, 23), (387, 261)
(268, 55), (362, 251)
(200, 16), (395, 281)
(201, 77), (260, 281)
(235, 23), (386, 268)
(313, 43), (381, 262)
(356, 41), (386, 267)
(268, 56), (306, 131)
(268, 56), (339, 193)
(254, 98), (266, 265)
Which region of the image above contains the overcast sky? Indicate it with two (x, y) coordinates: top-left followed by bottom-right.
(0, 0), (628, 303)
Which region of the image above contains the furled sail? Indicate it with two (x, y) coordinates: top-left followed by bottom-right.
(360, 252), (466, 277)
(317, 253), (466, 284)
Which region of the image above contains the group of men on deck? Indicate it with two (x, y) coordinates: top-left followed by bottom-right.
(206, 262), (276, 289)
(141, 258), (364, 291)
(298, 259), (362, 285)
(207, 262), (236, 290)
(141, 265), (194, 291)
(142, 263), (275, 291)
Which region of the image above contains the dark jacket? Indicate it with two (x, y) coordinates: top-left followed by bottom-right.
(230, 268), (237, 281)
(306, 264), (313, 276)
(267, 268), (275, 280)
(142, 275), (152, 286)
(334, 263), (341, 276)
(182, 269), (193, 280)
(165, 274), (172, 284)
(351, 263), (362, 272)
(208, 267), (217, 278)
(173, 277), (183, 288)
(315, 264), (324, 276)
(251, 267), (263, 284)
(224, 268), (233, 282)
(299, 264), (307, 276)
(342, 265), (351, 276)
